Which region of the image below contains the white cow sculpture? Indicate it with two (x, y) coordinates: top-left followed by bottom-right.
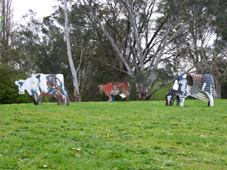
(15, 73), (69, 105)
(165, 74), (216, 107)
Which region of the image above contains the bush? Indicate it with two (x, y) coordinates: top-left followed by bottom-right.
(0, 64), (33, 104)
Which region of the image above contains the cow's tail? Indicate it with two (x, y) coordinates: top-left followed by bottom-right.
(128, 82), (131, 99)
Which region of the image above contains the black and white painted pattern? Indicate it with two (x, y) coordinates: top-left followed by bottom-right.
(165, 74), (216, 107)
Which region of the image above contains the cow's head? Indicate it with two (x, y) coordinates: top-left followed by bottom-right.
(98, 85), (104, 94)
(15, 80), (25, 94)
(166, 94), (174, 106)
(165, 94), (174, 106)
(165, 90), (176, 106)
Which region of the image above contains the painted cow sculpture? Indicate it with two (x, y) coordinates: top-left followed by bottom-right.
(98, 82), (130, 102)
(15, 74), (69, 105)
(165, 74), (216, 107)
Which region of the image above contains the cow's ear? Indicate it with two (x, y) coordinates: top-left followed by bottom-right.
(98, 85), (100, 87)
(15, 81), (18, 85)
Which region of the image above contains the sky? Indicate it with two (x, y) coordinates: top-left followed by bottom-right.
(13, 0), (57, 23)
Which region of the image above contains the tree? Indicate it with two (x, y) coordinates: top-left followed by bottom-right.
(9, 10), (41, 75)
(171, 0), (216, 74)
(0, 0), (35, 104)
(199, 45), (227, 99)
(208, 0), (227, 42)
(0, 0), (13, 63)
(11, 5), (88, 102)
(179, 0), (227, 98)
(83, 0), (194, 100)
(64, 0), (82, 102)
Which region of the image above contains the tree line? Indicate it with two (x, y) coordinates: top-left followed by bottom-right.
(1, 0), (227, 104)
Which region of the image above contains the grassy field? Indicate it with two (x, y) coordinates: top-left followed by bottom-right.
(0, 99), (226, 170)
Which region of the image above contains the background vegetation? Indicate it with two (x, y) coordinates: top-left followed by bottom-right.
(1, 0), (227, 103)
(0, 64), (33, 104)
(0, 100), (226, 169)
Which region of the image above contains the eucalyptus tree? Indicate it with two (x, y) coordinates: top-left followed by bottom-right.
(176, 0), (227, 98)
(69, 2), (111, 100)
(198, 44), (227, 99)
(170, 0), (216, 74)
(52, 1), (109, 101)
(83, 0), (194, 100)
(0, 0), (13, 63)
(208, 0), (227, 42)
(64, 0), (85, 102)
(36, 16), (69, 75)
(10, 10), (68, 76)
(9, 10), (41, 75)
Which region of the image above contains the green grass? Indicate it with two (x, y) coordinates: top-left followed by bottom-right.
(0, 100), (227, 170)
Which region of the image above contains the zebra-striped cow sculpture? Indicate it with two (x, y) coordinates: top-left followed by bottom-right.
(165, 74), (216, 107)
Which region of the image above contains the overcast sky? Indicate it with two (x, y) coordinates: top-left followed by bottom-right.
(13, 0), (57, 22)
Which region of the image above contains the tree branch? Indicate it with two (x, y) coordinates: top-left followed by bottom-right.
(88, 53), (129, 74)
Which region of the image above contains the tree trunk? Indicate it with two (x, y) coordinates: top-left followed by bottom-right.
(215, 80), (221, 99)
(1, 0), (12, 63)
(64, 0), (81, 102)
(137, 78), (176, 100)
(136, 84), (149, 100)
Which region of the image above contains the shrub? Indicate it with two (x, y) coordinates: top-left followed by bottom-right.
(0, 64), (33, 104)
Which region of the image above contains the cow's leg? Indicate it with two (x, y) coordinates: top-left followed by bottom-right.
(62, 96), (66, 105)
(33, 93), (39, 105)
(58, 91), (68, 105)
(180, 97), (185, 107)
(111, 94), (114, 102)
(66, 94), (69, 105)
(107, 93), (112, 102)
(122, 90), (130, 101)
(56, 94), (63, 105)
(126, 95), (129, 101)
(57, 98), (61, 105)
(126, 91), (130, 101)
(34, 93), (38, 104)
(208, 94), (214, 107)
(34, 94), (42, 105)
(39, 95), (42, 105)
(176, 96), (180, 106)
(32, 97), (38, 105)
(36, 94), (40, 105)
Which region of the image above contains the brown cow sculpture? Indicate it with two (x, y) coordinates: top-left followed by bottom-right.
(98, 82), (130, 102)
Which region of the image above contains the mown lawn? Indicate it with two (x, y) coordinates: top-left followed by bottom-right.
(0, 100), (226, 170)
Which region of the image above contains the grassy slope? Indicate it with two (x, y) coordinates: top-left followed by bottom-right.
(0, 100), (226, 170)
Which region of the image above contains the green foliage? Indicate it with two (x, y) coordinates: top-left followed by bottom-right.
(221, 82), (227, 99)
(41, 96), (50, 103)
(128, 87), (137, 101)
(125, 71), (152, 96)
(210, 0), (227, 42)
(0, 64), (33, 104)
(0, 100), (226, 169)
(131, 71), (152, 88)
(153, 63), (176, 82)
(126, 74), (174, 101)
(80, 91), (87, 101)
(5, 0), (227, 102)
(150, 81), (173, 100)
